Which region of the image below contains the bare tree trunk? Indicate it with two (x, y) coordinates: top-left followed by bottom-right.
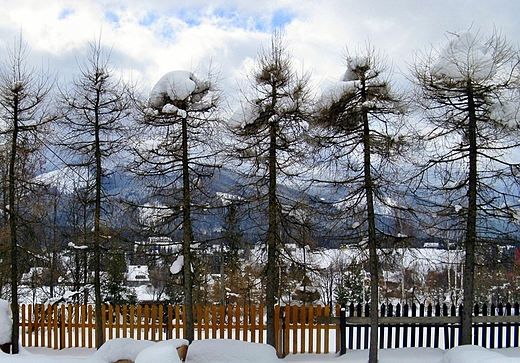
(94, 97), (104, 349)
(8, 107), (19, 354)
(220, 242), (226, 305)
(461, 83), (477, 345)
(363, 105), (379, 363)
(266, 119), (278, 348)
(181, 115), (194, 342)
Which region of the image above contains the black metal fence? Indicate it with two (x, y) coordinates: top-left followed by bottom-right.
(338, 302), (520, 355)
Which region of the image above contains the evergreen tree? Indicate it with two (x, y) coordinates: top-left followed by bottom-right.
(313, 44), (405, 363)
(227, 32), (314, 346)
(411, 30), (520, 343)
(131, 67), (222, 342)
(57, 37), (133, 348)
(0, 35), (54, 353)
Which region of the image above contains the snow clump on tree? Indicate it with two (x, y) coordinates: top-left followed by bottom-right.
(431, 31), (496, 81)
(147, 70), (212, 117)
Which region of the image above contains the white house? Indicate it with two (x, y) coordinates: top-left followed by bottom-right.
(126, 265), (151, 287)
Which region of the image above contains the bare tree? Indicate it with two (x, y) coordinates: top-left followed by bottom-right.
(0, 35), (54, 354)
(130, 67), (222, 342)
(312, 44), (405, 363)
(411, 30), (520, 344)
(57, 38), (133, 348)
(227, 32), (314, 347)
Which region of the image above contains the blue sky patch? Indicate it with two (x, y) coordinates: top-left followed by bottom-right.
(58, 8), (74, 20)
(209, 7), (294, 32)
(105, 11), (120, 26)
(219, 11), (248, 29)
(139, 12), (159, 27)
(178, 8), (202, 27)
(271, 10), (294, 28)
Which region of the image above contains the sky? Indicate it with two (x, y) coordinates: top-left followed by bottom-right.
(0, 0), (519, 103)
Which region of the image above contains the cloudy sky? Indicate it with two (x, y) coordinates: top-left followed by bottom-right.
(1, 0), (519, 100)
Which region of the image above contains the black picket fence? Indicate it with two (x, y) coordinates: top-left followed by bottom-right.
(336, 302), (520, 354)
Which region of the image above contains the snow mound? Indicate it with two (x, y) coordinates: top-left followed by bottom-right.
(136, 340), (186, 363)
(187, 339), (278, 363)
(93, 338), (155, 362)
(372, 347), (443, 363)
(0, 299), (12, 345)
(443, 345), (520, 363)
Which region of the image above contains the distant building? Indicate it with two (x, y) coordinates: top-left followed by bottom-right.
(126, 265), (151, 287)
(134, 236), (179, 255)
(423, 242), (440, 249)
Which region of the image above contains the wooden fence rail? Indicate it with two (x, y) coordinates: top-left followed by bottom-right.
(17, 302), (520, 356)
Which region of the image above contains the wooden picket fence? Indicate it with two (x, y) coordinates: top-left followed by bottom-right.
(18, 303), (339, 356)
(18, 302), (520, 356)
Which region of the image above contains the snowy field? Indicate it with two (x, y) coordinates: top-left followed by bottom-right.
(0, 339), (517, 363)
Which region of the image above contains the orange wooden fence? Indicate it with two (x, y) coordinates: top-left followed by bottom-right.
(18, 304), (339, 356)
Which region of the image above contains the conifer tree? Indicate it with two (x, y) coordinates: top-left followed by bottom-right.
(0, 35), (54, 354)
(227, 32), (313, 346)
(58, 38), (133, 348)
(411, 30), (520, 344)
(313, 44), (405, 363)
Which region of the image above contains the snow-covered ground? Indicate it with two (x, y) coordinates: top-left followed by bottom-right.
(0, 339), (517, 363)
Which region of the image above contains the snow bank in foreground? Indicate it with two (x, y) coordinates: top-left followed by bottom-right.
(187, 340), (278, 363)
(94, 338), (155, 362)
(3, 341), (520, 363)
(0, 300), (11, 345)
(442, 345), (519, 363)
(136, 340), (185, 363)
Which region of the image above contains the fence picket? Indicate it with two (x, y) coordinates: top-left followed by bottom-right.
(235, 305), (240, 341)
(513, 302), (520, 347)
(433, 304), (440, 348)
(395, 304), (401, 349)
(490, 303), (496, 349)
(505, 303), (511, 348)
(251, 305), (257, 343)
(497, 303), (504, 348)
(402, 304), (409, 348)
(442, 304), (449, 349)
(426, 304), (432, 347)
(27, 304), (33, 347)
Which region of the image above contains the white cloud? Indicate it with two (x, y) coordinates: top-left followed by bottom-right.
(0, 0), (518, 100)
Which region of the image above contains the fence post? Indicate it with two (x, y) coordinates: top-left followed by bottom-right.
(339, 305), (346, 356)
(277, 306), (286, 358)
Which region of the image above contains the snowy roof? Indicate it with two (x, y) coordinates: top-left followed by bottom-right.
(126, 265), (150, 282)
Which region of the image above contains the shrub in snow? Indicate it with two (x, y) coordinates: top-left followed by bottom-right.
(0, 299), (12, 345)
(187, 340), (278, 363)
